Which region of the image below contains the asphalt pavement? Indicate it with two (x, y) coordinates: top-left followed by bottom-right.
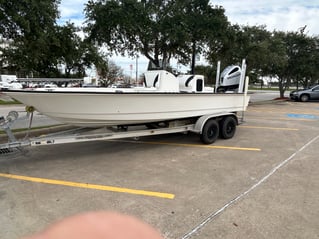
(0, 99), (318, 239)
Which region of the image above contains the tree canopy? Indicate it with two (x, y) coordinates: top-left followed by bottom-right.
(0, 0), (60, 76)
(85, 0), (229, 73)
(207, 24), (319, 97)
(0, 0), (318, 96)
(0, 0), (107, 78)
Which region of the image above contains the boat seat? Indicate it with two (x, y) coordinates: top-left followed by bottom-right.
(144, 70), (179, 92)
(178, 74), (205, 92)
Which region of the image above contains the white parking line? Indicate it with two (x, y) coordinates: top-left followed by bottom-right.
(181, 134), (319, 239)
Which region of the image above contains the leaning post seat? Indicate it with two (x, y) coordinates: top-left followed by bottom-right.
(144, 70), (179, 92)
(177, 74), (205, 92)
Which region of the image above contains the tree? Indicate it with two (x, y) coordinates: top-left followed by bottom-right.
(265, 31), (291, 98)
(206, 24), (240, 66)
(0, 0), (108, 78)
(267, 30), (319, 98)
(98, 60), (124, 87)
(84, 0), (229, 72)
(55, 23), (84, 77)
(194, 65), (215, 85)
(0, 0), (61, 76)
(204, 21), (319, 98)
(207, 25), (280, 82)
(0, 0), (60, 39)
(285, 32), (319, 88)
(172, 0), (229, 73)
(54, 23), (108, 78)
(206, 24), (300, 98)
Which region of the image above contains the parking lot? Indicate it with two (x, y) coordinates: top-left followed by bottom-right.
(0, 100), (318, 239)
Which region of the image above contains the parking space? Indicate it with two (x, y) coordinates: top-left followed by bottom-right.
(0, 101), (318, 239)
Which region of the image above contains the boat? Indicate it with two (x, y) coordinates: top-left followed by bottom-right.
(4, 69), (250, 127)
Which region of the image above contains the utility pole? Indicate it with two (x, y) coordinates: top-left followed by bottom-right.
(136, 54), (139, 85)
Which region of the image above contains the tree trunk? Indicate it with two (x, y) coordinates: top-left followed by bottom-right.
(278, 79), (285, 98)
(191, 41), (196, 74)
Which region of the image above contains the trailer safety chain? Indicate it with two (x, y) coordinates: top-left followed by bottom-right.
(24, 109), (34, 139)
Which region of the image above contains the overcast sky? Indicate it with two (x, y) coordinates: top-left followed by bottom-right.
(213, 0), (319, 35)
(58, 0), (319, 74)
(59, 0), (319, 35)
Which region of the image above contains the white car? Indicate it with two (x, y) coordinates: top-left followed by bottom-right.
(0, 81), (23, 90)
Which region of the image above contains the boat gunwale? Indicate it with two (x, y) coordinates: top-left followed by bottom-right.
(4, 89), (246, 96)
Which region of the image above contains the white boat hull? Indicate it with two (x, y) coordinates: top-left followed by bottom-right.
(5, 90), (249, 127)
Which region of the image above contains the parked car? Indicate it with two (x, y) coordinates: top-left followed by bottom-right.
(0, 80), (23, 91)
(290, 85), (319, 102)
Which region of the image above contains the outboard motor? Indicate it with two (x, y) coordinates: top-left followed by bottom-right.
(217, 65), (241, 93)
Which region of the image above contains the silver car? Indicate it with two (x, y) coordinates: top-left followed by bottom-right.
(290, 85), (319, 102)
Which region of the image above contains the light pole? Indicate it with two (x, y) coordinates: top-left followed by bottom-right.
(135, 54), (139, 85)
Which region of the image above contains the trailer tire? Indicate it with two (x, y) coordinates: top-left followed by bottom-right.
(200, 119), (219, 144)
(220, 116), (237, 139)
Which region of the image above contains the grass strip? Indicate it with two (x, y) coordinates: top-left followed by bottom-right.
(0, 99), (21, 105)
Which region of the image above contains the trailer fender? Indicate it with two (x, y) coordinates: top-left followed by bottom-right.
(193, 113), (237, 134)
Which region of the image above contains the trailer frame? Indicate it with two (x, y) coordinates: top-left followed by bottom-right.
(1, 111), (245, 153)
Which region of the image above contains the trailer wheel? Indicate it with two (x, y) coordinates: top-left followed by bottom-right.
(220, 116), (237, 139)
(200, 119), (219, 144)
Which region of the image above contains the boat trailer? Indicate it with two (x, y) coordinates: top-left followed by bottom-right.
(0, 109), (245, 155)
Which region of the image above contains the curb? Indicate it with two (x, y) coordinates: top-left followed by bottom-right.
(249, 99), (290, 105)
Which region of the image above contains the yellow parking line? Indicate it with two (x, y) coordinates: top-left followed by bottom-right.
(239, 125), (299, 131)
(113, 140), (261, 151)
(0, 173), (175, 199)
